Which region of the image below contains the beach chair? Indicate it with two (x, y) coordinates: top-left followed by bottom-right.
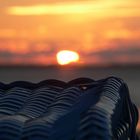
(0, 77), (138, 140)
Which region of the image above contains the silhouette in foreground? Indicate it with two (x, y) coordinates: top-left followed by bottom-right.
(0, 77), (139, 140)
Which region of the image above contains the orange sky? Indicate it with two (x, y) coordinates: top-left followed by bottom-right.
(0, 0), (140, 65)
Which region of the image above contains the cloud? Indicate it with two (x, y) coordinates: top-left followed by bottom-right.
(5, 0), (140, 17)
(0, 46), (55, 57)
(85, 44), (140, 64)
(0, 47), (56, 65)
(0, 38), (56, 65)
(5, 2), (96, 15)
(1, 42), (140, 65)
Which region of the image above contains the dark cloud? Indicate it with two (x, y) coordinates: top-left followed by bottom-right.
(0, 48), (55, 59)
(94, 47), (140, 59)
(0, 51), (14, 58)
(82, 40), (140, 64)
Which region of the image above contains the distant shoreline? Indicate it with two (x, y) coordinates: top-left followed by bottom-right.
(0, 63), (140, 69)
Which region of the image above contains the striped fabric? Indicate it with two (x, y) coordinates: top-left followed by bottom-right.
(0, 77), (138, 140)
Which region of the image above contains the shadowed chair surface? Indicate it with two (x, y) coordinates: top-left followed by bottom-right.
(0, 77), (139, 140)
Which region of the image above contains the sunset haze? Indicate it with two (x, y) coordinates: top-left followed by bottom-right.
(0, 0), (140, 65)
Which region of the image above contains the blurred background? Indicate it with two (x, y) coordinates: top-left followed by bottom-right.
(0, 0), (140, 135)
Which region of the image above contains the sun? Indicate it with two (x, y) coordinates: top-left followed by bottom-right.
(56, 50), (79, 65)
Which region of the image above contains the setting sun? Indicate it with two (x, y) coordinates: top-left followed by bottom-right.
(56, 50), (79, 65)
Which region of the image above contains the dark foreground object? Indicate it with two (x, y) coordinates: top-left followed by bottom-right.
(0, 77), (139, 140)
